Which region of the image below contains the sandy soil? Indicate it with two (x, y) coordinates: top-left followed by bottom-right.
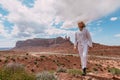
(0, 51), (120, 80)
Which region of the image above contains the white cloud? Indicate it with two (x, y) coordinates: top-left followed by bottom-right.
(114, 34), (120, 37)
(0, 23), (10, 38)
(96, 20), (103, 26)
(0, 24), (5, 33)
(54, 0), (120, 28)
(0, 0), (120, 39)
(0, 0), (55, 38)
(88, 27), (103, 36)
(45, 27), (74, 36)
(45, 27), (75, 42)
(0, 39), (16, 48)
(110, 17), (118, 21)
(0, 14), (3, 17)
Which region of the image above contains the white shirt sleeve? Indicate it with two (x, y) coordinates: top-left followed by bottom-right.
(86, 29), (93, 47)
(74, 32), (78, 47)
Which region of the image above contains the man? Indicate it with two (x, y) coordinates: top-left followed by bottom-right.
(74, 21), (92, 76)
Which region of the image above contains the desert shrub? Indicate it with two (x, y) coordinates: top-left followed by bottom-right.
(0, 59), (2, 62)
(24, 57), (28, 60)
(53, 60), (61, 67)
(93, 67), (98, 71)
(6, 56), (10, 59)
(40, 55), (46, 58)
(108, 67), (120, 75)
(4, 63), (24, 73)
(4, 59), (8, 63)
(31, 68), (35, 72)
(34, 61), (38, 65)
(11, 58), (16, 62)
(49, 70), (55, 74)
(67, 69), (82, 76)
(36, 71), (57, 80)
(0, 63), (35, 80)
(56, 67), (67, 73)
(26, 53), (29, 55)
(95, 64), (102, 67)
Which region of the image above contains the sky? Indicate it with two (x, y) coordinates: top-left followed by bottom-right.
(0, 0), (120, 48)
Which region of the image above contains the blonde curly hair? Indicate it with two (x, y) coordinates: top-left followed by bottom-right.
(78, 21), (86, 28)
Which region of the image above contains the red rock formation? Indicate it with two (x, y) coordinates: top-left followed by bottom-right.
(15, 37), (71, 48)
(12, 37), (120, 57)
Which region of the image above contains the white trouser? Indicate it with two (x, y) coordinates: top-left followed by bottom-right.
(78, 43), (88, 69)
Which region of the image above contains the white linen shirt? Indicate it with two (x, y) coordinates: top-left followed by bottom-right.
(74, 28), (92, 47)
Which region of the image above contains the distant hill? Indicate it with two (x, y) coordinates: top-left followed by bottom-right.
(12, 37), (120, 56)
(12, 37), (74, 53)
(0, 48), (11, 51)
(15, 37), (72, 48)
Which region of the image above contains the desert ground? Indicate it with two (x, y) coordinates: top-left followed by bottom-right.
(0, 50), (120, 80)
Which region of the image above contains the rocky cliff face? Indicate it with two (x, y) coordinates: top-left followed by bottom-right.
(15, 37), (72, 48)
(12, 37), (73, 52)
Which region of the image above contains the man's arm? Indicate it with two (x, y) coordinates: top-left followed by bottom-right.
(74, 32), (78, 50)
(86, 29), (92, 47)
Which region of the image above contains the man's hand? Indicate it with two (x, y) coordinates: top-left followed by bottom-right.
(89, 46), (92, 50)
(74, 46), (77, 51)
